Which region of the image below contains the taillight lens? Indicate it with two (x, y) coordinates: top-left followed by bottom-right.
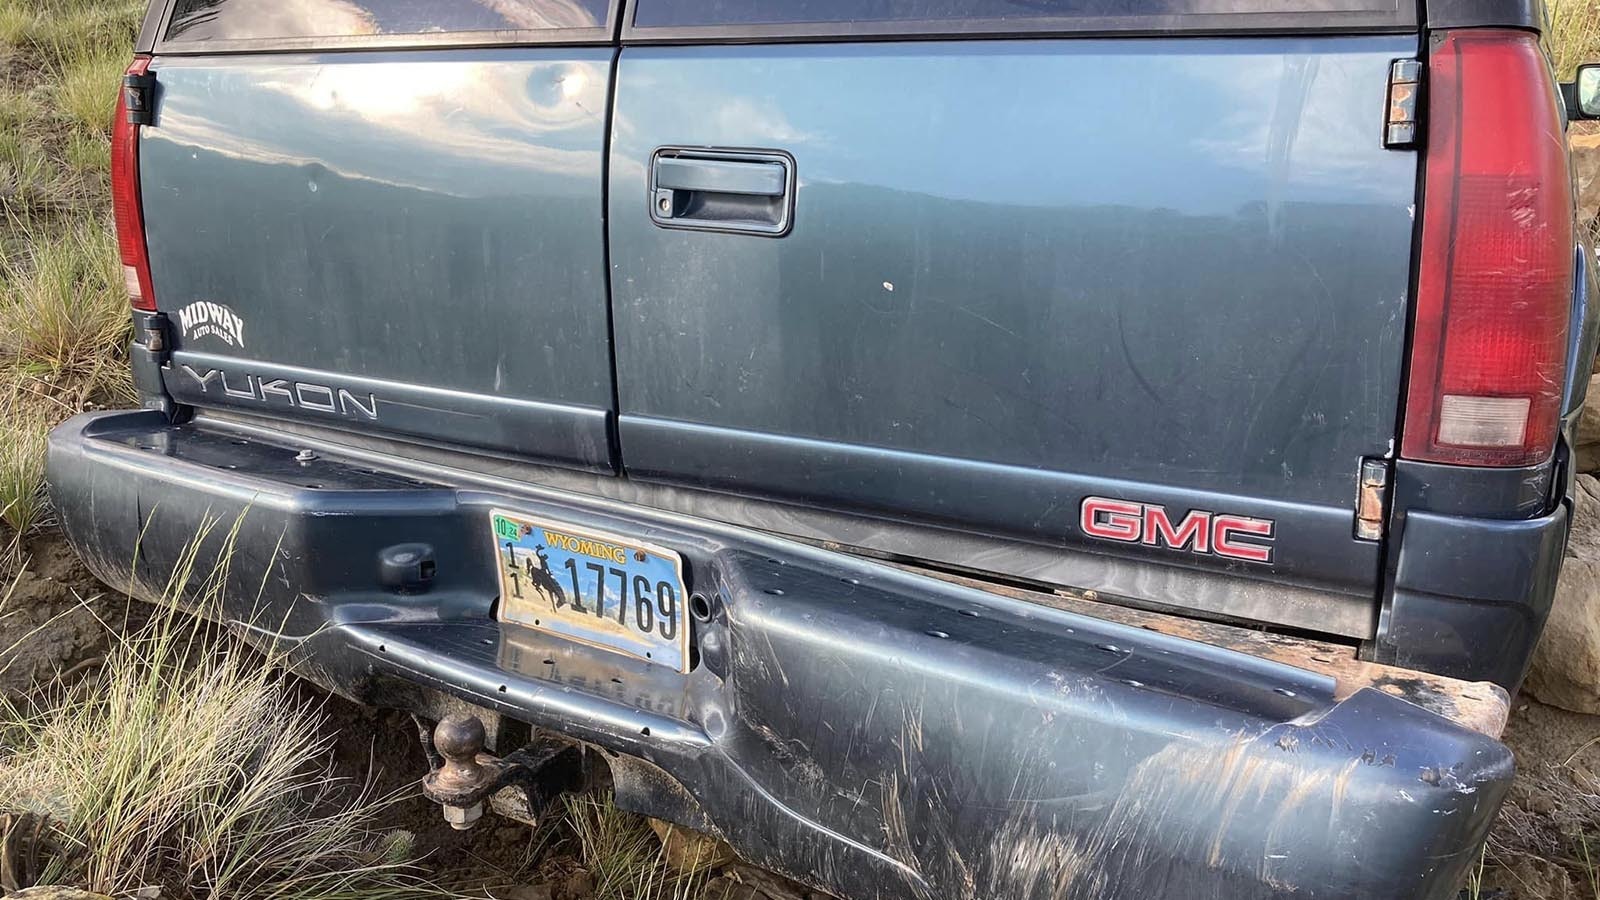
(1401, 30), (1575, 467)
(111, 55), (156, 312)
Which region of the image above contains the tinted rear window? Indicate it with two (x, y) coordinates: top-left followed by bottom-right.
(632, 0), (1403, 29)
(165, 0), (608, 43)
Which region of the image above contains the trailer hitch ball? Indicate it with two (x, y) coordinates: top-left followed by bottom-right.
(419, 713), (586, 830)
(423, 714), (491, 830)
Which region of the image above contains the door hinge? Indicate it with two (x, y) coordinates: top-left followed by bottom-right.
(123, 69), (155, 126)
(140, 312), (170, 361)
(1355, 458), (1391, 540)
(1384, 58), (1421, 149)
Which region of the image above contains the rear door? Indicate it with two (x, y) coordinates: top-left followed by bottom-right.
(607, 2), (1422, 634)
(142, 0), (618, 471)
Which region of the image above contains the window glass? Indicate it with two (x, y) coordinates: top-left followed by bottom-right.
(631, 0), (1398, 29)
(165, 0), (608, 42)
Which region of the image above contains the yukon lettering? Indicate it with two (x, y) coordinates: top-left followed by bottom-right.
(178, 365), (378, 420)
(1080, 496), (1275, 563)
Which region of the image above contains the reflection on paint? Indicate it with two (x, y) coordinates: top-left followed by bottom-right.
(497, 625), (687, 720)
(151, 55), (607, 198)
(165, 0), (604, 42)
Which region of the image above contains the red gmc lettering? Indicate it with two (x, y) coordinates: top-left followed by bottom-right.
(1212, 515), (1275, 563)
(1143, 506), (1210, 553)
(1079, 497), (1274, 564)
(1080, 497), (1143, 542)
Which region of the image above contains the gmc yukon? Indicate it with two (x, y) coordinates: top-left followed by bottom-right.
(46, 1), (1600, 897)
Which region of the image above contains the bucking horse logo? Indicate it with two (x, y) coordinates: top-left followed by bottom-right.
(504, 540), (567, 610)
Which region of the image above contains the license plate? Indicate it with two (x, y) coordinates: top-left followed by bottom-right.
(490, 510), (690, 672)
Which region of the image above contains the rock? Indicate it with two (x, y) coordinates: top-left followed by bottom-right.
(646, 818), (733, 873)
(6, 889), (113, 900)
(1569, 475), (1600, 559)
(1527, 476), (1600, 712)
(1577, 376), (1600, 473)
(556, 870), (593, 900)
(1572, 130), (1600, 246)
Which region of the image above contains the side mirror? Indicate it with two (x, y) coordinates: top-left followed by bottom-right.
(1567, 64), (1600, 120)
(1582, 65), (1600, 118)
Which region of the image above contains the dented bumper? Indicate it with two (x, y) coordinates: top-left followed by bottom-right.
(48, 410), (1514, 900)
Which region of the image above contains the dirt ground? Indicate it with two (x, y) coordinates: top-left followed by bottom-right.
(5, 531), (1599, 900)
(315, 696), (826, 900)
(1471, 700), (1600, 899)
(0, 537), (120, 699)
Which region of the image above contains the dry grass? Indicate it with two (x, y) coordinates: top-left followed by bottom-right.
(0, 209), (132, 538)
(0, 0), (136, 543)
(0, 388), (51, 535)
(55, 48), (123, 137)
(1480, 756), (1600, 898)
(0, 215), (132, 406)
(563, 795), (717, 900)
(0, 523), (454, 899)
(1549, 0), (1600, 81)
(0, 0), (143, 74)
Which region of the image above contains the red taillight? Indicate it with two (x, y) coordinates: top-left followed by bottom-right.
(1401, 30), (1575, 467)
(111, 55), (156, 312)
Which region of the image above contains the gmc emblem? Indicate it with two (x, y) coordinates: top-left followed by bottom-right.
(1079, 496), (1275, 564)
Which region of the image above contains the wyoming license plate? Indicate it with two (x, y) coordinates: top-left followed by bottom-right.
(491, 510), (690, 672)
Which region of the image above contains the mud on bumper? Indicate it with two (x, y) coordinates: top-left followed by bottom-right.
(48, 411), (1512, 900)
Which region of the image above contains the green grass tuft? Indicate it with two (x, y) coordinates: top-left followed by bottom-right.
(0, 0), (142, 72)
(56, 48), (124, 138)
(0, 89), (41, 137)
(0, 214), (131, 409)
(0, 386), (51, 535)
(0, 7), (33, 47)
(62, 129), (108, 181)
(0, 522), (455, 899)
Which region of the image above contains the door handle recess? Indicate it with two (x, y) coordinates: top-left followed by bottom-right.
(650, 148), (794, 236)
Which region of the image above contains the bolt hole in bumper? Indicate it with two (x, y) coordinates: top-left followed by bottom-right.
(47, 410), (1512, 900)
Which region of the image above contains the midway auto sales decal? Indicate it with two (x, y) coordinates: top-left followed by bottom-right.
(174, 301), (245, 348)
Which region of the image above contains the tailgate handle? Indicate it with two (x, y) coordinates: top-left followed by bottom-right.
(656, 157), (785, 196)
(650, 149), (794, 237)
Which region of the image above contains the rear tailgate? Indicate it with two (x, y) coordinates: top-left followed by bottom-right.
(607, 9), (1423, 635)
(138, 1), (618, 471)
